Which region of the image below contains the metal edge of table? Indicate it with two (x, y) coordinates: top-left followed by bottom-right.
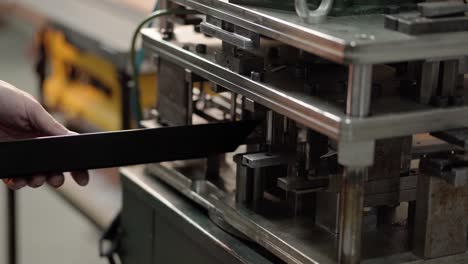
(170, 0), (468, 64)
(142, 28), (468, 142)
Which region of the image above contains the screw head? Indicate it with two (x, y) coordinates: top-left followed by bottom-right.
(195, 44), (207, 54)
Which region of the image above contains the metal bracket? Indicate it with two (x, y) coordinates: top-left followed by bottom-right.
(200, 16), (260, 50)
(241, 152), (289, 168)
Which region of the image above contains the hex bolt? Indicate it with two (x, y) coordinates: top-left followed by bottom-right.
(162, 31), (174, 41)
(250, 71), (264, 82)
(433, 96), (449, 107)
(267, 47), (280, 58)
(294, 64), (306, 79)
(451, 95), (465, 106)
(195, 44), (207, 54)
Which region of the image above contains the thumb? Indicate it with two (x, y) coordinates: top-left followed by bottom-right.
(27, 100), (69, 136)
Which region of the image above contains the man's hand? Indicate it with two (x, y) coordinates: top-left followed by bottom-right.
(0, 80), (89, 190)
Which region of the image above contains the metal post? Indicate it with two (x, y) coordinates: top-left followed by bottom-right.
(419, 61), (439, 104)
(345, 64), (373, 116)
(184, 69), (194, 125)
(235, 160), (252, 203)
(158, 0), (169, 30)
(119, 72), (132, 130)
(252, 168), (264, 211)
(230, 92), (238, 121)
(158, 0), (174, 38)
(7, 188), (17, 264)
(339, 167), (367, 264)
(339, 64), (373, 264)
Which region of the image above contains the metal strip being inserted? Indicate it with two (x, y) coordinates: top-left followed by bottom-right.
(0, 121), (258, 179)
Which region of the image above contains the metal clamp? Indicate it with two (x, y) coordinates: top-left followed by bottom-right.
(295, 0), (333, 24)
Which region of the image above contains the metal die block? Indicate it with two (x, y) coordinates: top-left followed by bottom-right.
(157, 59), (192, 126)
(235, 152), (288, 206)
(418, 1), (468, 18)
(241, 152), (289, 169)
(413, 171), (468, 259)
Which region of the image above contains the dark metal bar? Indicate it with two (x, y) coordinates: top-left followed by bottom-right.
(119, 71), (132, 130)
(7, 188), (17, 264)
(205, 155), (221, 183)
(0, 121), (257, 179)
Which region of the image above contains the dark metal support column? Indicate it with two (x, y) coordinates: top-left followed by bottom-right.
(7, 188), (17, 264)
(119, 72), (132, 130)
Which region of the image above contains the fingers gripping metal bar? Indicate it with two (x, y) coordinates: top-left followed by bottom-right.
(0, 121), (258, 179)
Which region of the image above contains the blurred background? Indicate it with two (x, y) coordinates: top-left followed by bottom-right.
(0, 0), (155, 263)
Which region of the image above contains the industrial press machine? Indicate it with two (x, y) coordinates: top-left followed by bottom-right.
(117, 0), (468, 263)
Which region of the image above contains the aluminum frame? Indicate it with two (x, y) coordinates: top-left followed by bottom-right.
(169, 0), (468, 64)
(142, 29), (468, 143)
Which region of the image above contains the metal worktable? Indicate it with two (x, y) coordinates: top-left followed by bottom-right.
(120, 166), (276, 264)
(120, 163), (468, 264)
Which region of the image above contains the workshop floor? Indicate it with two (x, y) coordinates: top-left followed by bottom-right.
(0, 17), (107, 264)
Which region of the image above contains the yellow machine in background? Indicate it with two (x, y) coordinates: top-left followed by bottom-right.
(39, 28), (157, 131)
